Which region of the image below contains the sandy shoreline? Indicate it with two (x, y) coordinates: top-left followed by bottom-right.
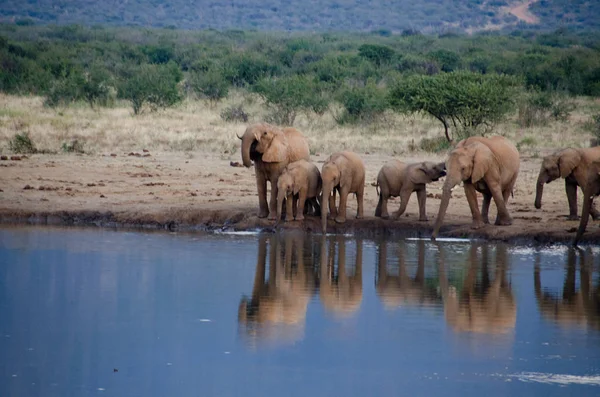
(1, 151), (599, 244)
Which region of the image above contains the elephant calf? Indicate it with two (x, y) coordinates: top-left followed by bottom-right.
(276, 159), (322, 224)
(535, 147), (600, 220)
(321, 151), (366, 233)
(375, 160), (446, 221)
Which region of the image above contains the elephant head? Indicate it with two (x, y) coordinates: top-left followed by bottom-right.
(239, 123), (289, 167)
(321, 161), (341, 233)
(575, 159), (600, 244)
(432, 142), (495, 239)
(535, 149), (581, 209)
(412, 161), (447, 184)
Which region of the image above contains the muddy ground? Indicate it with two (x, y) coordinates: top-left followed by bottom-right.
(0, 150), (598, 244)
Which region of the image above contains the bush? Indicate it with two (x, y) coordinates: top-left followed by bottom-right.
(584, 113), (600, 144)
(9, 132), (36, 154)
(220, 105), (249, 123)
(118, 62), (182, 114)
(335, 79), (389, 125)
(61, 139), (85, 153)
(44, 72), (85, 107)
(253, 74), (330, 126)
(358, 44), (396, 67)
(188, 68), (229, 105)
(517, 91), (574, 127)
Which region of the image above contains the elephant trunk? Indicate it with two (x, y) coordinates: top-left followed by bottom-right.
(534, 173), (547, 209)
(575, 188), (593, 245)
(240, 130), (256, 168)
(321, 183), (333, 233)
(431, 178), (459, 240)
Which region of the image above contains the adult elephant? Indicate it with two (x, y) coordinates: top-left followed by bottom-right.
(238, 123), (310, 219)
(574, 158), (600, 244)
(431, 136), (520, 240)
(534, 147), (600, 220)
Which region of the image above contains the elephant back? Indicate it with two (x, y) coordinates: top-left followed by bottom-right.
(282, 127), (310, 162)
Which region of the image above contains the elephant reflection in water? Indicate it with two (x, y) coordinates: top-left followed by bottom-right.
(438, 243), (516, 334)
(534, 248), (600, 331)
(319, 236), (363, 317)
(376, 239), (441, 310)
(238, 233), (317, 346)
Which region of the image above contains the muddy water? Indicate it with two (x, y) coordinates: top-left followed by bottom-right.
(1, 227), (599, 396)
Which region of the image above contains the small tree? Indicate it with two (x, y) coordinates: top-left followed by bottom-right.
(118, 62), (182, 114)
(81, 65), (114, 108)
(389, 71), (519, 141)
(188, 68), (229, 106)
(358, 44), (396, 67)
(252, 74), (330, 126)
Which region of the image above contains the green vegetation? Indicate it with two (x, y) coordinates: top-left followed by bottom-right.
(9, 132), (36, 154)
(0, 23), (599, 142)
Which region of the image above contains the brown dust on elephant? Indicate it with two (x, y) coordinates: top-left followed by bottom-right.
(575, 158), (600, 244)
(431, 136), (520, 240)
(534, 146), (600, 220)
(319, 235), (363, 318)
(321, 151), (366, 233)
(534, 247), (600, 331)
(238, 123), (310, 220)
(375, 160), (446, 221)
(376, 239), (441, 310)
(238, 233), (317, 348)
(438, 242), (516, 334)
(275, 159), (322, 225)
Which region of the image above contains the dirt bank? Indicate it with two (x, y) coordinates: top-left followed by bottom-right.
(0, 151), (598, 244)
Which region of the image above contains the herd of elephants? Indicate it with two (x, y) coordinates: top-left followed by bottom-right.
(237, 123), (600, 243)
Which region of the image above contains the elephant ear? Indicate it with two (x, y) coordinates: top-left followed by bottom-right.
(411, 163), (433, 185)
(262, 135), (288, 163)
(471, 144), (491, 184)
(558, 149), (581, 178)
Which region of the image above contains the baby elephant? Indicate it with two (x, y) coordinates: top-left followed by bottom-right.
(375, 160), (446, 221)
(321, 151), (366, 232)
(276, 160), (322, 224)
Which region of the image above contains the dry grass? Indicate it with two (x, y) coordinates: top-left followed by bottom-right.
(0, 93), (598, 159)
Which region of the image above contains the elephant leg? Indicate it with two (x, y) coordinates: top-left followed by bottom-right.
(285, 194), (294, 222)
(356, 183), (364, 219)
(481, 192), (492, 224)
(464, 183), (484, 229)
(490, 183), (512, 226)
(296, 190), (307, 221)
(256, 173), (269, 218)
(416, 188), (428, 221)
(392, 189), (412, 220)
(335, 187), (349, 223)
(567, 181), (579, 220)
(268, 180), (278, 221)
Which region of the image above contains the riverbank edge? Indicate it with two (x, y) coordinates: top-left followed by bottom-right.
(1, 208), (598, 245)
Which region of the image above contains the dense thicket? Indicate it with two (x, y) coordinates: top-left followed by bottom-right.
(1, 24), (599, 138)
(1, 0), (599, 33)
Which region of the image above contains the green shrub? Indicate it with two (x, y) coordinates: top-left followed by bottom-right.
(118, 62), (182, 114)
(358, 44), (396, 67)
(517, 90), (574, 127)
(188, 68), (229, 105)
(44, 72), (85, 107)
(253, 74), (330, 126)
(9, 132), (36, 154)
(61, 139), (85, 153)
(335, 79), (389, 125)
